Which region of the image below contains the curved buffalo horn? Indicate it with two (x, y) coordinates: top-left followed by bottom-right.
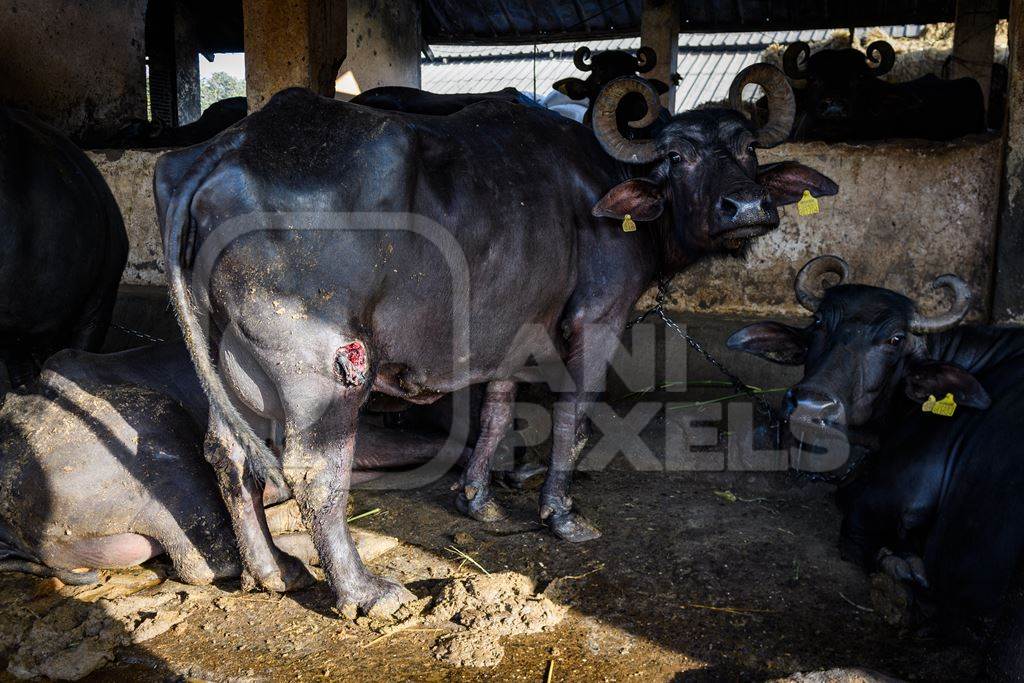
(728, 63), (796, 148)
(909, 275), (971, 334)
(865, 40), (896, 76)
(782, 41), (810, 79)
(794, 255), (851, 312)
(592, 76), (662, 164)
(635, 46), (658, 73)
(573, 46), (593, 72)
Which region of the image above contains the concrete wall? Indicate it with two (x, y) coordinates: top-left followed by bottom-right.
(644, 136), (1002, 321)
(336, 0), (421, 95)
(92, 135), (1002, 321)
(0, 0), (147, 138)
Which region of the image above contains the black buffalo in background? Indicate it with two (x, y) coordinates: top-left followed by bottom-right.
(780, 40), (987, 142)
(553, 46), (674, 127)
(728, 256), (1024, 681)
(86, 96), (249, 150)
(0, 106), (127, 390)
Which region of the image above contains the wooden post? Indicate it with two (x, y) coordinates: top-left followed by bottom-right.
(951, 0), (999, 108)
(242, 0), (347, 111)
(640, 0), (680, 110)
(174, 2), (201, 124)
(992, 0), (1024, 323)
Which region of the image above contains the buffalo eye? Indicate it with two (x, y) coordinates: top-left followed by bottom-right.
(668, 151), (682, 165)
(746, 144), (755, 155)
(887, 333), (905, 346)
(811, 316), (823, 329)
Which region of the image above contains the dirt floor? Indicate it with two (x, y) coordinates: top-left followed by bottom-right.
(0, 311), (986, 682)
(0, 399), (984, 682)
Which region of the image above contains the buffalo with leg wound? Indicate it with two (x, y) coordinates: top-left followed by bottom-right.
(0, 106), (127, 390)
(728, 256), (1024, 680)
(0, 342), (449, 586)
(155, 70), (836, 617)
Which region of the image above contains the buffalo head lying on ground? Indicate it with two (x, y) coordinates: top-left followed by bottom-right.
(728, 256), (1024, 680)
(772, 40), (987, 142)
(154, 69), (836, 617)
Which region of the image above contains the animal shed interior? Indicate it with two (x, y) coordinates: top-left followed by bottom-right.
(1, 0), (1023, 681)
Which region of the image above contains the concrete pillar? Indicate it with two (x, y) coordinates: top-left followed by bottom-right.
(174, 3), (201, 123)
(242, 0), (347, 111)
(0, 0), (147, 139)
(951, 0), (999, 108)
(640, 0), (679, 110)
(335, 0), (421, 98)
(992, 0), (1024, 323)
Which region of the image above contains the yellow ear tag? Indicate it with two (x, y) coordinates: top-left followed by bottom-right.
(622, 214), (637, 232)
(922, 393), (957, 417)
(797, 190), (820, 216)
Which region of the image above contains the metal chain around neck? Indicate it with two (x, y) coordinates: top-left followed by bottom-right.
(627, 279), (783, 447)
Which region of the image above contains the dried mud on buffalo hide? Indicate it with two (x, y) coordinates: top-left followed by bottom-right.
(422, 571), (566, 667)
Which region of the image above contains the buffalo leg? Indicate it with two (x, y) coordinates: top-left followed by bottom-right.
(454, 379), (515, 522)
(279, 363), (415, 618)
(538, 319), (620, 542)
(205, 413), (314, 592)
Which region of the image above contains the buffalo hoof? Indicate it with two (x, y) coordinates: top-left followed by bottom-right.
(877, 548), (929, 588)
(454, 484), (508, 523)
(546, 511), (602, 543)
(495, 462), (547, 490)
(870, 571), (913, 628)
(350, 575), (417, 621)
(244, 552), (316, 593)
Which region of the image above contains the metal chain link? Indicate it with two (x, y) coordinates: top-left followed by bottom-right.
(110, 322), (165, 345)
(627, 280), (783, 446)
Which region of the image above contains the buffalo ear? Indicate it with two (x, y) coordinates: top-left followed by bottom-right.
(553, 78), (591, 101)
(592, 179), (665, 221)
(757, 161), (839, 206)
(726, 321), (808, 365)
(905, 360), (991, 410)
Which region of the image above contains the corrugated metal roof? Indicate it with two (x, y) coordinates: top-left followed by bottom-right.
(421, 1), (994, 43)
(422, 27), (925, 112)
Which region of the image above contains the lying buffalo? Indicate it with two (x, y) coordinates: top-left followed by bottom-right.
(0, 342), (448, 587)
(0, 106), (128, 389)
(155, 68), (836, 616)
(727, 256), (1024, 680)
(351, 86), (536, 115)
(94, 97), (249, 150)
(553, 46), (671, 126)
(781, 41), (986, 141)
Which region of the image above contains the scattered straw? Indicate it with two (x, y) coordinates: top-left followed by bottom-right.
(558, 563), (605, 582)
(362, 626), (444, 649)
(445, 545), (490, 575)
(682, 603), (773, 615)
(839, 592), (874, 613)
(347, 508), (381, 524)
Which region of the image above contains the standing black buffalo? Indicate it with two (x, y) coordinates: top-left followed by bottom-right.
(155, 67), (837, 617)
(0, 107), (127, 388)
(727, 256), (1024, 680)
(780, 41), (986, 142)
